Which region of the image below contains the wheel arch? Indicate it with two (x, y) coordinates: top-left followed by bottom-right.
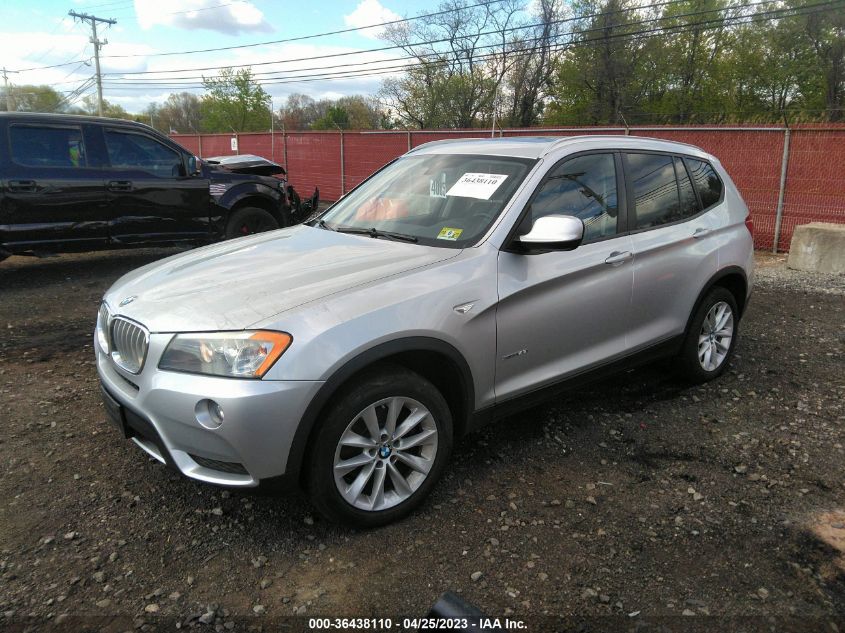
(286, 337), (475, 487)
(684, 266), (749, 336)
(223, 187), (289, 228)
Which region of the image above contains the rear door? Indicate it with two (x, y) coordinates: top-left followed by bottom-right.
(101, 126), (210, 244)
(495, 152), (634, 401)
(624, 152), (721, 349)
(0, 121), (109, 251)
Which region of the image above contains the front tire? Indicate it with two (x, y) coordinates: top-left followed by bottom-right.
(224, 207), (279, 239)
(677, 287), (740, 383)
(307, 365), (453, 527)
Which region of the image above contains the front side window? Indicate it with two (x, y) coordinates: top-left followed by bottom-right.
(105, 130), (184, 178)
(627, 153), (683, 229)
(530, 153), (619, 242)
(316, 154), (535, 248)
(686, 158), (723, 209)
(9, 125), (86, 168)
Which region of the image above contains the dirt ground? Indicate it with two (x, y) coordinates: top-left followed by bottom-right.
(0, 249), (843, 632)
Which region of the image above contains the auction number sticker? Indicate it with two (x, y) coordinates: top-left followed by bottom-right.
(437, 227), (464, 241)
(446, 173), (508, 199)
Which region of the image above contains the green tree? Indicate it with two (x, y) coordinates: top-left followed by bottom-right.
(312, 105), (351, 130)
(0, 84), (67, 113)
(79, 95), (132, 119)
(200, 68), (271, 132)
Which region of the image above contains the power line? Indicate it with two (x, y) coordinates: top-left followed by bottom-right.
(101, 0), (840, 89)
(101, 0), (514, 59)
(100, 0), (789, 77)
(102, 4), (839, 95)
(103, 0), (779, 84)
(6, 0), (510, 73)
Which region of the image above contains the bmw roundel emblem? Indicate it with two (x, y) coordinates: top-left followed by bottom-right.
(379, 445), (392, 459)
(119, 295), (137, 307)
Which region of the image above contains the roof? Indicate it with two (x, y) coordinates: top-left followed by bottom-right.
(408, 135), (712, 160)
(0, 111), (153, 131)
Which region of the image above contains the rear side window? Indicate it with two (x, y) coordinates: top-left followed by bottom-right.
(9, 125), (86, 168)
(105, 130), (184, 178)
(686, 158), (723, 209)
(626, 153), (681, 229)
(531, 153), (619, 243)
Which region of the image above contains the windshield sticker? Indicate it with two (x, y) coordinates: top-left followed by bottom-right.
(446, 173), (508, 200)
(437, 227), (464, 241)
(429, 173), (447, 198)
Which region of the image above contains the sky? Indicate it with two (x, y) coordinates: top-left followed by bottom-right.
(0, 0), (439, 114)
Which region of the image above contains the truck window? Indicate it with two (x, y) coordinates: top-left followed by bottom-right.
(104, 130), (184, 178)
(9, 125), (87, 168)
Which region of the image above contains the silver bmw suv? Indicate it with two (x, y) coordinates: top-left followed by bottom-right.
(96, 136), (754, 526)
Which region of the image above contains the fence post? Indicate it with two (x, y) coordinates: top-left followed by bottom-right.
(407, 130), (411, 152)
(772, 127), (791, 254)
(339, 129), (345, 196)
(197, 133), (202, 158)
(282, 128), (288, 174)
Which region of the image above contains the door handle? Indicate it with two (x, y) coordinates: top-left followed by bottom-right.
(604, 250), (632, 266)
(692, 227), (712, 239)
(108, 180), (132, 192)
(8, 179), (37, 192)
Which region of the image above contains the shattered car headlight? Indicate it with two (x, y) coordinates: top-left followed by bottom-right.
(158, 331), (292, 378)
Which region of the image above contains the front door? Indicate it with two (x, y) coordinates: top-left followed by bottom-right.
(101, 127), (210, 244)
(495, 152), (634, 402)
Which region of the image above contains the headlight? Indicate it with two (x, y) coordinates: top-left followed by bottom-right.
(158, 331), (292, 378)
(96, 303), (110, 354)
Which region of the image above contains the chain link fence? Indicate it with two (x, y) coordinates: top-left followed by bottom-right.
(172, 125), (845, 252)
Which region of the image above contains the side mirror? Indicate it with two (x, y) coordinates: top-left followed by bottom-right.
(187, 155), (202, 176)
(516, 214), (584, 251)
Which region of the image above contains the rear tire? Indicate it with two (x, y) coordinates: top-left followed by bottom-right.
(677, 287), (740, 383)
(224, 207), (279, 239)
(307, 364), (453, 527)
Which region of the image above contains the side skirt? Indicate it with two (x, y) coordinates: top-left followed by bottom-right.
(466, 335), (685, 433)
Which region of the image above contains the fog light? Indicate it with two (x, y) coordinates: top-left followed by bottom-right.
(195, 399), (225, 430)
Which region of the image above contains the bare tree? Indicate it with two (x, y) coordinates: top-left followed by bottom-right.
(380, 0), (525, 128)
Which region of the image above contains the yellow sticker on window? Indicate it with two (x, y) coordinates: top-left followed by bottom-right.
(437, 227), (463, 241)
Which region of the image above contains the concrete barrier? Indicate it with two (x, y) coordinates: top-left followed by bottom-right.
(787, 222), (845, 274)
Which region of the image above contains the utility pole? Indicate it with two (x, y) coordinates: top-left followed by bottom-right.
(2, 67), (18, 112)
(69, 10), (116, 117)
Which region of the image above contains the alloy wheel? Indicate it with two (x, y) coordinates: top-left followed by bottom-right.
(698, 300), (734, 371)
(332, 396), (438, 512)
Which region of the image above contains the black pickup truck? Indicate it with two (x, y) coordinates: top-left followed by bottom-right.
(0, 112), (317, 262)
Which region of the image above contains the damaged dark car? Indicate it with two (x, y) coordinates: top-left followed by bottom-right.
(0, 113), (318, 262)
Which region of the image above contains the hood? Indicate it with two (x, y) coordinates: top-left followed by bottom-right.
(206, 154), (286, 177)
(104, 225), (459, 332)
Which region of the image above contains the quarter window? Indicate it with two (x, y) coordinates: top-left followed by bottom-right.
(531, 153), (619, 242)
(686, 158), (723, 209)
(675, 157), (700, 218)
(105, 130), (184, 178)
(9, 125), (86, 168)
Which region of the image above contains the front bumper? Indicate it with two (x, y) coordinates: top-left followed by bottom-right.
(96, 333), (323, 487)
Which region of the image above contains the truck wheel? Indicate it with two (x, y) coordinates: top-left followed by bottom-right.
(307, 364), (453, 527)
(225, 207), (279, 239)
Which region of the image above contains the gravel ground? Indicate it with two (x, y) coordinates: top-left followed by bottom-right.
(0, 249), (843, 632)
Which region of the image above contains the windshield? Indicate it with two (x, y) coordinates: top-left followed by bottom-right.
(315, 153), (536, 248)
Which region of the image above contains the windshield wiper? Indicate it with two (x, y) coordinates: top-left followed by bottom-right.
(316, 219), (336, 231)
(334, 226), (418, 243)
